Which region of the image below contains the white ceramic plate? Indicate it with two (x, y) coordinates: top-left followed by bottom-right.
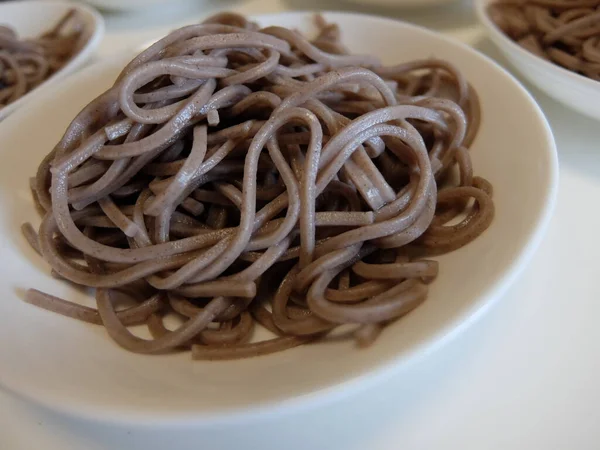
(0, 0), (104, 121)
(476, 0), (600, 121)
(0, 12), (558, 425)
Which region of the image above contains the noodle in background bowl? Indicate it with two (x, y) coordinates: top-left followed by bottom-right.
(476, 0), (600, 121)
(0, 12), (557, 425)
(0, 0), (104, 121)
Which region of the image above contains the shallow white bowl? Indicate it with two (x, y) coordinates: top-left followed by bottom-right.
(0, 0), (104, 121)
(476, 0), (600, 121)
(0, 11), (558, 425)
(83, 0), (175, 12)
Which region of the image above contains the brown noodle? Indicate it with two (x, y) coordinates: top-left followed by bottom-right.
(488, 0), (600, 81)
(22, 13), (495, 360)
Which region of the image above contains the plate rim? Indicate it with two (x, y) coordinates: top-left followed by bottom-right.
(0, 10), (559, 426)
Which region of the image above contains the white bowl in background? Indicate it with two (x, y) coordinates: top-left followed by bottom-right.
(0, 0), (104, 121)
(476, 0), (600, 121)
(0, 11), (558, 425)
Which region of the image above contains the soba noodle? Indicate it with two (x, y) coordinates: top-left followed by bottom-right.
(0, 9), (87, 109)
(488, 0), (600, 81)
(23, 13), (494, 360)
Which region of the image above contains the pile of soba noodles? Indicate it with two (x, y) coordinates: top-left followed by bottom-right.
(23, 13), (495, 360)
(1, 10), (87, 108)
(488, 0), (600, 81)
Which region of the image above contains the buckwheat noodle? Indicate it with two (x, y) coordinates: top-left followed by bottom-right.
(23, 13), (495, 360)
(488, 0), (600, 81)
(0, 9), (88, 109)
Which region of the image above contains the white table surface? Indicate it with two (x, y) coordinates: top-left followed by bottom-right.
(3, 0), (600, 448)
